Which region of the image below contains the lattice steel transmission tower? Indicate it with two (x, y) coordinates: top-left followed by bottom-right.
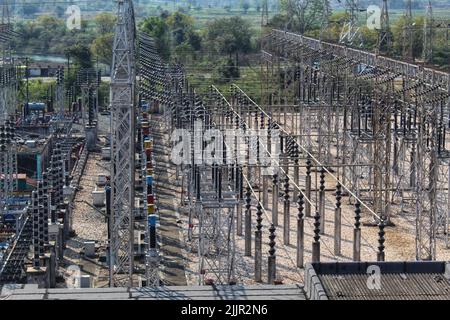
(0, 0), (12, 62)
(109, 0), (137, 288)
(377, 0), (391, 53)
(415, 89), (438, 260)
(402, 0), (414, 60)
(0, 0), (16, 122)
(0, 0), (18, 221)
(261, 0), (269, 27)
(423, 0), (433, 63)
(319, 0), (331, 41)
(339, 0), (362, 46)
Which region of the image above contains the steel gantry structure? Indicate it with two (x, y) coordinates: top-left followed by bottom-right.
(139, 37), (239, 285)
(109, 0), (137, 287)
(103, 2), (448, 286)
(260, 29), (450, 260)
(0, 0), (28, 285)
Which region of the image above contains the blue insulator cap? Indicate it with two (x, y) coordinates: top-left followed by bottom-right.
(148, 214), (157, 226)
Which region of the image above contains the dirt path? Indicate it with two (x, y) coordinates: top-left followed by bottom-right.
(60, 152), (109, 287)
(151, 115), (187, 286)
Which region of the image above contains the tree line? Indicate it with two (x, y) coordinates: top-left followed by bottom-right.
(269, 0), (449, 69)
(140, 11), (255, 82)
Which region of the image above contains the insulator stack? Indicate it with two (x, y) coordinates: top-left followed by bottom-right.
(31, 191), (40, 269)
(56, 67), (65, 120)
(0, 121), (16, 210)
(37, 181), (45, 259)
(56, 144), (64, 206)
(50, 144), (64, 222)
(141, 106), (160, 286)
(42, 171), (50, 245)
(88, 87), (94, 125)
(142, 114), (155, 225)
(49, 156), (56, 223)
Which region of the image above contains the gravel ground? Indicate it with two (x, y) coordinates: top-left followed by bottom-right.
(172, 112), (450, 286)
(70, 153), (108, 241)
(57, 112), (450, 287)
(59, 135), (110, 288)
(178, 165), (450, 286)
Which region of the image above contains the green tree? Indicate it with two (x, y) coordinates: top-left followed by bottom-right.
(172, 42), (194, 64)
(359, 27), (379, 51)
(268, 13), (289, 29)
(206, 17), (253, 68)
(391, 16), (424, 60)
(65, 44), (93, 69)
(167, 12), (195, 46)
(279, 0), (331, 34)
(433, 46), (450, 69)
(140, 11), (201, 62)
(216, 57), (240, 83)
(91, 33), (114, 67)
(188, 32), (202, 51)
(36, 15), (60, 30)
(94, 13), (117, 34)
(23, 79), (53, 102)
(139, 15), (171, 59)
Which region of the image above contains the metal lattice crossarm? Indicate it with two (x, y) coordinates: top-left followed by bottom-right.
(77, 68), (101, 128)
(138, 32), (173, 104)
(264, 29), (450, 92)
(261, 27), (450, 260)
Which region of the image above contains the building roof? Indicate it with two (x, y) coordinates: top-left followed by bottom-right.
(1, 284), (306, 300)
(305, 261), (450, 300)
